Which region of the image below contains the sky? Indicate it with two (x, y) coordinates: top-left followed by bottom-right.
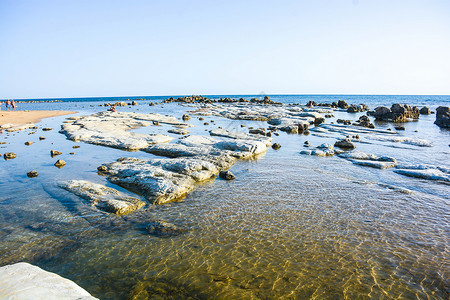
(0, 0), (449, 99)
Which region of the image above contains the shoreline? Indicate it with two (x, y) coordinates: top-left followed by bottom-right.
(0, 110), (77, 126)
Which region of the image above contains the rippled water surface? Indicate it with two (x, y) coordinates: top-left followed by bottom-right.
(0, 96), (449, 299)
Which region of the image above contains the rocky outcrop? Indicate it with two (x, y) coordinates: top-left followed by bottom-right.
(347, 104), (369, 113)
(59, 112), (192, 150)
(337, 100), (349, 109)
(434, 106), (450, 128)
(0, 262), (97, 299)
(3, 152), (17, 160)
(59, 180), (145, 214)
(369, 104), (419, 122)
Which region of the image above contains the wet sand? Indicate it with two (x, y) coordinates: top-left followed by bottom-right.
(0, 110), (77, 126)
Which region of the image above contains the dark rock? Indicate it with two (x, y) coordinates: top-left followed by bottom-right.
(54, 159), (66, 168)
(334, 138), (356, 150)
(69, 152), (75, 155)
(152, 121), (159, 126)
(42, 128), (52, 131)
(338, 100), (349, 109)
(146, 221), (186, 237)
(272, 143), (281, 150)
(203, 122), (209, 125)
(199, 117), (204, 121)
(97, 165), (108, 172)
(420, 107), (430, 115)
(370, 104), (419, 122)
(3, 152), (16, 160)
(50, 150), (62, 157)
(182, 114), (191, 121)
(39, 136), (46, 140)
(25, 141), (33, 146)
(394, 126), (405, 131)
(219, 170), (236, 180)
(337, 119), (351, 125)
(27, 170), (39, 178)
(249, 128), (266, 135)
(131, 100), (138, 106)
(434, 106), (450, 128)
(72, 145), (80, 149)
(149, 102), (155, 106)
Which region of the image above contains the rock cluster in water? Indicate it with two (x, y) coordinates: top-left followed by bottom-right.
(368, 104), (420, 122)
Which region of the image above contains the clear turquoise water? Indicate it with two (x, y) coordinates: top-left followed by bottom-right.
(0, 96), (449, 299)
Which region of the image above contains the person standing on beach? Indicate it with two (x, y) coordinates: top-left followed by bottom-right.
(11, 100), (16, 111)
(5, 99), (11, 111)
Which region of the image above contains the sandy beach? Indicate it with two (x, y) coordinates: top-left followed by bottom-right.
(0, 110), (76, 126)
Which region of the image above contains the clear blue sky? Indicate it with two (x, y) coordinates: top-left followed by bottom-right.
(1, 0), (449, 99)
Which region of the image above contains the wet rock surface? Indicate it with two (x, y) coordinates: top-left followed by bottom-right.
(58, 180), (145, 214)
(434, 106), (450, 128)
(369, 104), (419, 122)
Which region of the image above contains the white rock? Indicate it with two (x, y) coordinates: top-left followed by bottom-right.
(0, 262), (97, 300)
(58, 180), (145, 214)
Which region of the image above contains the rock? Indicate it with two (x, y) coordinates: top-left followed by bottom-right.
(69, 152), (75, 155)
(3, 152), (16, 160)
(317, 143), (333, 150)
(25, 141), (33, 146)
(334, 138), (356, 150)
(394, 167), (449, 182)
(182, 114), (191, 121)
(59, 112), (186, 151)
(97, 165), (108, 172)
(168, 128), (190, 135)
(219, 170), (236, 180)
(420, 107), (430, 115)
(51, 150), (62, 157)
(59, 180), (145, 214)
(337, 119), (351, 125)
(249, 128), (266, 135)
(103, 157), (224, 204)
(27, 170), (39, 177)
(42, 127), (52, 131)
(370, 104), (419, 122)
(146, 221), (186, 237)
(394, 126), (405, 131)
(434, 106), (450, 128)
(347, 104), (367, 113)
(0, 262), (97, 299)
(272, 143), (281, 150)
(72, 145), (80, 148)
(54, 159), (66, 168)
(131, 100), (138, 105)
(39, 136), (46, 140)
(338, 151), (397, 169)
(152, 121), (159, 126)
(337, 100), (349, 109)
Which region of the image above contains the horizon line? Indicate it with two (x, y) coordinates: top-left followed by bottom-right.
(2, 93), (450, 101)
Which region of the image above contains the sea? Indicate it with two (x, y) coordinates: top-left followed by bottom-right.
(0, 94), (449, 299)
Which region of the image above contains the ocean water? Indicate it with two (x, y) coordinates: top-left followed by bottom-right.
(0, 95), (449, 299)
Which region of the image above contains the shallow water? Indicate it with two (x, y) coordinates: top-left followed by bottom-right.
(0, 97), (449, 299)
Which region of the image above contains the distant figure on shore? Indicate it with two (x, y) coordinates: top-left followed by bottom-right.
(0, 101), (2, 111)
(6, 99), (11, 111)
(307, 100), (314, 107)
(108, 105), (116, 112)
(11, 100), (16, 111)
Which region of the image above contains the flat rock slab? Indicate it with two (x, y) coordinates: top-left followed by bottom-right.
(104, 157), (220, 204)
(0, 262), (97, 299)
(59, 112), (192, 150)
(394, 168), (450, 182)
(58, 180), (145, 214)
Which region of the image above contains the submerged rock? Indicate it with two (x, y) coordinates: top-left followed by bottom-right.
(0, 262), (97, 299)
(146, 221), (187, 237)
(219, 170), (236, 180)
(338, 151), (397, 169)
(58, 180), (145, 214)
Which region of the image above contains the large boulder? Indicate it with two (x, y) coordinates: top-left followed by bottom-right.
(434, 106), (450, 128)
(334, 138), (356, 150)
